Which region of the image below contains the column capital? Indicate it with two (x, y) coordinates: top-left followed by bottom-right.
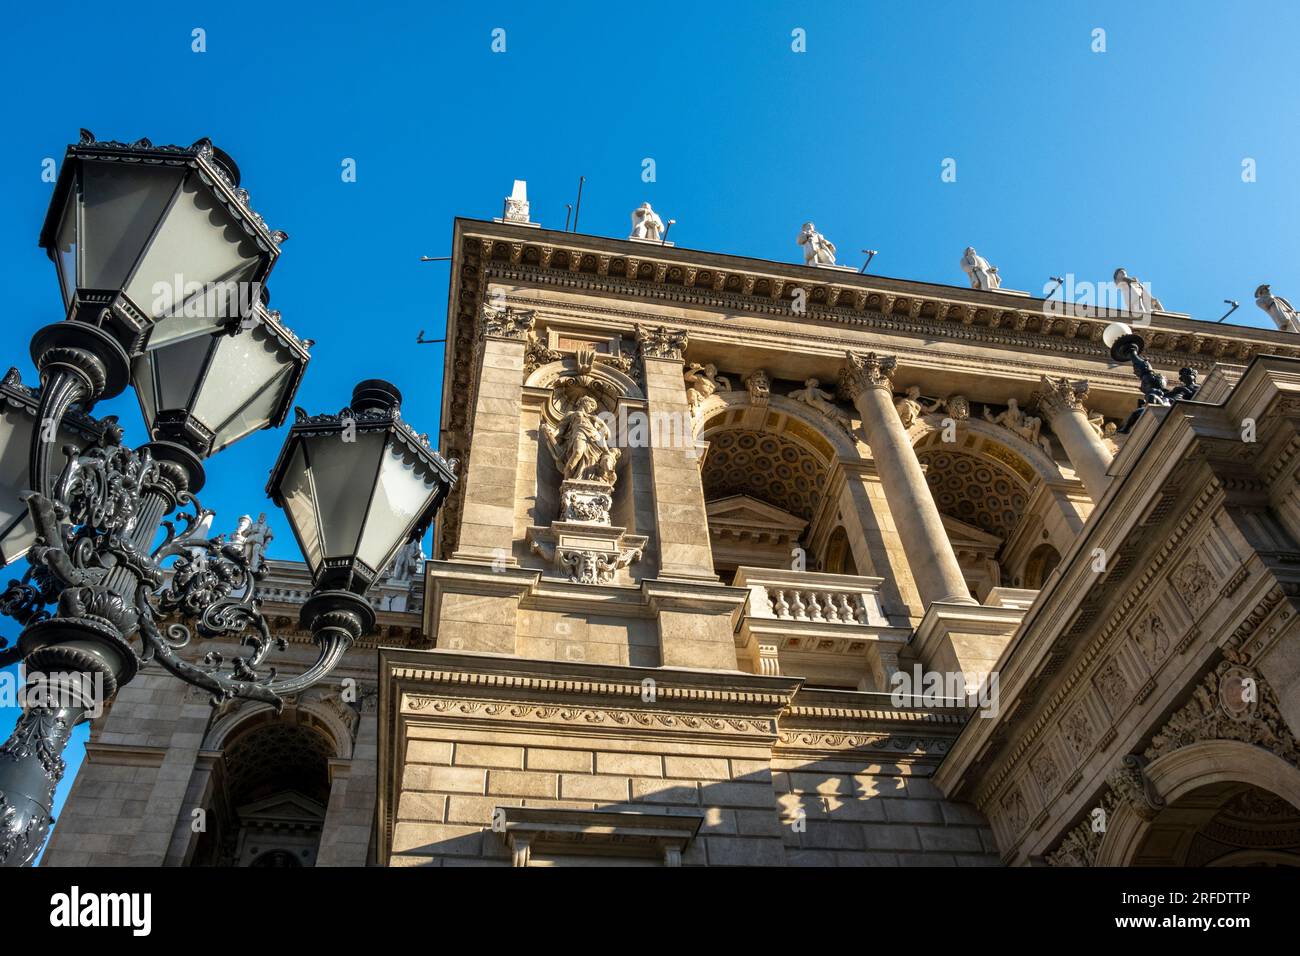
(480, 303), (536, 341)
(635, 324), (689, 363)
(1035, 374), (1090, 418)
(838, 351), (897, 400)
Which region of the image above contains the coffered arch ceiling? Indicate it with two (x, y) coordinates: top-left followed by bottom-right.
(914, 447), (1030, 541)
(701, 429), (828, 523)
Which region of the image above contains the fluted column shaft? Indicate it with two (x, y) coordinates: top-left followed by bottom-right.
(1037, 376), (1113, 503)
(842, 352), (975, 607)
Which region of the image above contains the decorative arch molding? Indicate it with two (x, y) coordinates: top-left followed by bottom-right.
(205, 697), (354, 762)
(524, 356), (644, 403)
(694, 389), (863, 464)
(1095, 741), (1300, 867)
(909, 414), (1067, 485)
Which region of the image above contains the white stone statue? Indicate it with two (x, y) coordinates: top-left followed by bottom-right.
(229, 512), (273, 573)
(789, 378), (854, 433)
(1256, 284), (1300, 333)
(629, 202), (665, 241)
(1113, 268), (1165, 314)
(894, 386), (945, 429)
(388, 537), (426, 583)
(797, 222), (837, 266)
(984, 399), (1052, 455)
(960, 247), (1002, 290)
(541, 395), (620, 484)
(683, 363), (731, 414)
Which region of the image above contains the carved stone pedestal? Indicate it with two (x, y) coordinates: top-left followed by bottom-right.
(527, 521), (648, 586)
(557, 478), (614, 524)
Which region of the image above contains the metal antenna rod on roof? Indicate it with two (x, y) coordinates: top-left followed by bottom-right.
(572, 176), (585, 232)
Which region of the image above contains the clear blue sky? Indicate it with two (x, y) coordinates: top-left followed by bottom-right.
(1, 0), (1297, 849)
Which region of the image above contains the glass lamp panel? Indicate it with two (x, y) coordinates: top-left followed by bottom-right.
(130, 352), (158, 428)
(54, 192), (79, 307)
(0, 405), (37, 565)
(79, 161), (184, 291)
(278, 442), (322, 573)
(356, 441), (440, 572)
(152, 332), (212, 416)
(304, 430), (385, 561)
(192, 326), (295, 453)
(124, 176), (264, 345)
(208, 366), (292, 454)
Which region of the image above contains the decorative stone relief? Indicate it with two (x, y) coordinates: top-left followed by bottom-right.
(1063, 706), (1095, 757)
(635, 324), (688, 363)
(1094, 658), (1131, 715)
(743, 369), (771, 407)
(1106, 754), (1167, 822)
(481, 302), (536, 340)
(983, 399), (1053, 456)
(1172, 556), (1215, 614)
(1001, 787), (1029, 834)
(789, 378), (855, 434)
(523, 331), (563, 377)
(683, 362), (731, 416)
(1030, 749), (1060, 794)
(1130, 610), (1169, 668)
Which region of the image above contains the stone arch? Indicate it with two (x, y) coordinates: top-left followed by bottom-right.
(1096, 741), (1300, 867)
(822, 525), (858, 575)
(205, 697), (353, 762)
(1021, 542), (1062, 589)
(694, 389), (863, 463)
(188, 704), (343, 867)
(909, 414), (1067, 485)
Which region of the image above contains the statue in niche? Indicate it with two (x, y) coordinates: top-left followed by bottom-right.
(790, 378), (854, 433)
(683, 362), (731, 414)
(984, 399), (1052, 455)
(960, 247), (1002, 290)
(542, 395), (619, 484)
(796, 222), (837, 266)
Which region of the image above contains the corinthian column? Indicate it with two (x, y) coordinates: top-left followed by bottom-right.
(840, 352), (976, 607)
(1035, 375), (1113, 503)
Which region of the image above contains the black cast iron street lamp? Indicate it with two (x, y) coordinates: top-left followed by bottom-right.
(0, 132), (456, 866)
(1103, 321), (1201, 432)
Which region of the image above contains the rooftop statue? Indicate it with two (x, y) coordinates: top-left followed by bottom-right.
(1113, 268), (1165, 314)
(629, 202), (666, 241)
(797, 222), (837, 266)
(960, 247), (1002, 290)
(1256, 284), (1300, 333)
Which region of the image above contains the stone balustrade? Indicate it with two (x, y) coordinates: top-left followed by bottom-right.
(734, 567), (891, 627)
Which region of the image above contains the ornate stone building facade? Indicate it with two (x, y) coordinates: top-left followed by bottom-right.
(381, 218), (1300, 867)
(44, 216), (1300, 867)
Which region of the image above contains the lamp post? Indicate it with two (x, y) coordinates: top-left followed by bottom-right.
(0, 133), (456, 866)
(1102, 321), (1200, 433)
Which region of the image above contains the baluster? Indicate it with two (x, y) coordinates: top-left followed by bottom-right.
(790, 590), (808, 620)
(773, 589), (791, 619)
